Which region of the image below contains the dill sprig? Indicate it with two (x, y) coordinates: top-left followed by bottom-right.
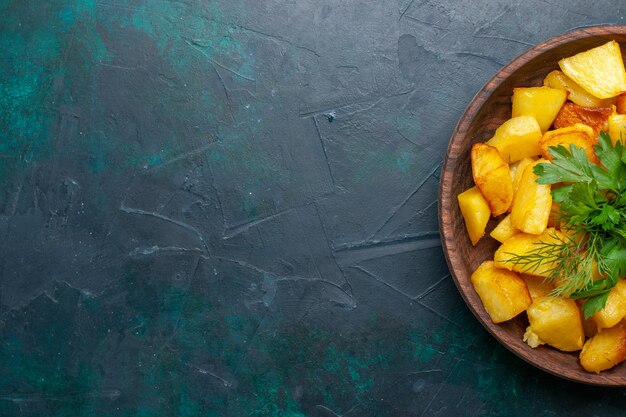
(504, 132), (626, 318)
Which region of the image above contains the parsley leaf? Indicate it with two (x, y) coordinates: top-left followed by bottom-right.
(581, 292), (611, 319)
(592, 132), (623, 190)
(533, 144), (595, 184)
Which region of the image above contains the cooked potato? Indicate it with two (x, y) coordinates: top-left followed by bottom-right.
(510, 157), (535, 193)
(580, 321), (626, 373)
(547, 201), (562, 228)
(608, 113), (626, 145)
(593, 280), (626, 330)
(490, 214), (519, 243)
(508, 161), (519, 183)
(494, 228), (564, 277)
(553, 102), (611, 138)
(511, 86), (567, 132)
(539, 125), (598, 164)
(522, 274), (554, 299)
(581, 304), (599, 338)
(470, 260), (531, 323)
(486, 115), (542, 163)
(543, 69), (615, 108)
(559, 40), (626, 99)
(458, 186), (491, 245)
(616, 93), (626, 114)
(510, 160), (552, 234)
(525, 296), (585, 352)
(471, 143), (513, 216)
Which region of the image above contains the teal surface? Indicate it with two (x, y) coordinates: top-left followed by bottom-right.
(2, 1), (626, 416)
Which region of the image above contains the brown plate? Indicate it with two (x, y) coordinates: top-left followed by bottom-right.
(439, 25), (626, 386)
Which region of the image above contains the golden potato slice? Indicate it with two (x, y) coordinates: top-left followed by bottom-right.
(616, 93), (626, 114)
(539, 125), (598, 164)
(494, 228), (564, 277)
(523, 326), (545, 348)
(490, 214), (519, 244)
(458, 186), (491, 246)
(486, 115), (542, 163)
(580, 321), (626, 374)
(510, 157), (535, 194)
(608, 113), (626, 145)
(559, 40), (626, 99)
(470, 260), (531, 324)
(508, 161), (519, 183)
(510, 160), (552, 234)
(550, 122), (594, 137)
(543, 69), (615, 108)
(593, 280), (626, 331)
(525, 296), (585, 352)
(522, 274), (554, 300)
(471, 143), (513, 216)
(512, 86), (568, 132)
(552, 102), (611, 139)
(547, 201), (562, 228)
(580, 303), (599, 338)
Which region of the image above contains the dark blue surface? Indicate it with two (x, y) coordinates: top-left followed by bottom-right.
(2, 0), (626, 416)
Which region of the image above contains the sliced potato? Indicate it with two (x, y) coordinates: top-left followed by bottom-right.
(522, 274), (554, 300)
(539, 125), (598, 164)
(616, 93), (626, 114)
(608, 113), (626, 145)
(547, 201), (562, 228)
(490, 214), (519, 243)
(458, 186), (491, 246)
(511, 157), (535, 194)
(552, 102), (611, 138)
(470, 260), (531, 323)
(511, 86), (567, 132)
(471, 143), (513, 216)
(559, 40), (626, 99)
(526, 296), (585, 352)
(593, 280), (626, 331)
(510, 159), (552, 234)
(486, 115), (542, 163)
(543, 69), (615, 108)
(580, 302), (599, 338)
(523, 326), (545, 348)
(494, 228), (564, 277)
(580, 321), (626, 374)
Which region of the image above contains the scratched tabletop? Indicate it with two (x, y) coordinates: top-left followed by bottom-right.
(2, 1), (626, 416)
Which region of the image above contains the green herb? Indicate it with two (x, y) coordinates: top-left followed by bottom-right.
(508, 132), (626, 319)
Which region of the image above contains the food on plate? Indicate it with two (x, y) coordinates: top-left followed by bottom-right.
(511, 86), (568, 132)
(580, 321), (626, 373)
(525, 296), (585, 351)
(471, 143), (513, 216)
(509, 160), (552, 234)
(457, 186), (491, 245)
(552, 102), (611, 138)
(558, 40), (626, 99)
(458, 40), (626, 373)
(608, 112), (626, 145)
(470, 261), (531, 323)
(489, 214), (519, 243)
(493, 228), (563, 276)
(522, 274), (554, 299)
(615, 93), (626, 114)
(592, 280), (626, 330)
(543, 70), (615, 108)
(510, 157), (535, 193)
(538, 124), (599, 163)
(486, 115), (542, 163)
